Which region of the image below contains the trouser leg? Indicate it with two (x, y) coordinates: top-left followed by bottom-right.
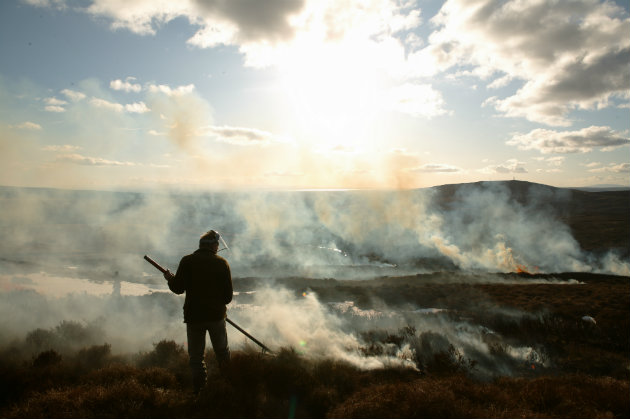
(207, 318), (230, 366)
(186, 323), (207, 392)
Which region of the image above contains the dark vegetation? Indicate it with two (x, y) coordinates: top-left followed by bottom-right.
(1, 272), (628, 418)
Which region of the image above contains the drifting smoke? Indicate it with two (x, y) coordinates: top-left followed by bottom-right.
(0, 282), (552, 377)
(0, 182), (627, 283)
(0, 182), (627, 374)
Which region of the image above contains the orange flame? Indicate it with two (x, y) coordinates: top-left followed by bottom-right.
(515, 265), (539, 274)
(515, 264), (529, 274)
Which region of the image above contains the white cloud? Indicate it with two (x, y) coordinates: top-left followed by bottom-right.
(90, 97), (124, 112)
(588, 162), (630, 173)
(148, 83), (195, 96)
(44, 97), (67, 106)
(84, 0), (191, 35)
(208, 125), (277, 146)
(487, 74), (512, 90)
(507, 126), (629, 154)
(90, 98), (150, 113)
(148, 129), (166, 136)
(31, 1), (444, 121)
(45, 105), (65, 112)
(125, 101), (150, 113)
(60, 89), (86, 101)
(420, 0), (630, 126)
(9, 121), (42, 130)
(110, 78), (142, 93)
(78, 0), (418, 54)
(56, 153), (136, 166)
(32, 0), (629, 129)
(479, 158), (527, 174)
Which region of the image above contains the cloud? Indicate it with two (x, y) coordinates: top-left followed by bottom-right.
(9, 121), (42, 130)
(479, 159), (527, 174)
(22, 0), (66, 8)
(30, 1), (442, 122)
(44, 97), (67, 106)
(89, 97), (150, 113)
(190, 0), (306, 45)
(27, 0), (629, 129)
(37, 1), (422, 73)
(546, 156), (565, 166)
(80, 0), (307, 44)
(507, 126), (630, 154)
(110, 78), (142, 93)
(384, 83), (449, 118)
(409, 163), (463, 173)
(83, 1), (191, 35)
(42, 145), (81, 152)
(147, 83), (195, 96)
(208, 125), (279, 146)
(588, 162), (630, 173)
(55, 153), (136, 167)
(421, 0), (630, 126)
(485, 48), (630, 126)
(90, 97), (124, 112)
(60, 89), (86, 101)
(75, 0), (422, 58)
(147, 129), (166, 136)
(125, 101), (150, 113)
(44, 105), (65, 112)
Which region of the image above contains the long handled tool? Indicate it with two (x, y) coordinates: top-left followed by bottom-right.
(143, 255), (273, 354)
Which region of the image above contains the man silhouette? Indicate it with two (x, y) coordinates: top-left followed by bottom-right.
(164, 230), (233, 394)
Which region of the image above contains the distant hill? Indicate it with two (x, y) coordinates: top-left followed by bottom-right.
(430, 180), (630, 256)
(573, 185), (630, 192)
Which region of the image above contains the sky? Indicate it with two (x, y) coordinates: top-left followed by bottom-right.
(0, 0), (629, 190)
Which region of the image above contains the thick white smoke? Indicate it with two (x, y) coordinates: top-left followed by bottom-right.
(0, 182), (627, 375)
(0, 281), (555, 377)
(1, 182), (627, 285)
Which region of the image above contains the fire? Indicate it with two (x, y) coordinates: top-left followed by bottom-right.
(515, 264), (529, 274)
(515, 265), (539, 274)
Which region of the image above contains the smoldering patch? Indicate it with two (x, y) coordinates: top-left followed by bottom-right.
(225, 284), (556, 376)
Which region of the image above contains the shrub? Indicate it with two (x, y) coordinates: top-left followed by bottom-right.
(74, 344), (112, 371)
(32, 350), (62, 368)
(136, 340), (186, 369)
(136, 340), (189, 386)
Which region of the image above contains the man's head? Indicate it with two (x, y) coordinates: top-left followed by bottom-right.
(199, 230), (220, 252)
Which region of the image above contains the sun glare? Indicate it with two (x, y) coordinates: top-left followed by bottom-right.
(278, 38), (389, 154)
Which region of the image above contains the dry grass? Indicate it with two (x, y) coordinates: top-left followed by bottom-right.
(1, 346), (627, 419)
(329, 374), (629, 418)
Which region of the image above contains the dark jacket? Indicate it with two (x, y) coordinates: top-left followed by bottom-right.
(168, 248), (233, 323)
